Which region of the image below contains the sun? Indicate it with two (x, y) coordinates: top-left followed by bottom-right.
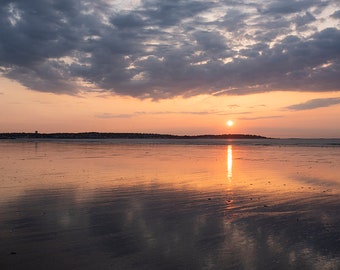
(226, 120), (234, 127)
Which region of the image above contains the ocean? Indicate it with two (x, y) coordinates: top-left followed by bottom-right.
(0, 139), (339, 269)
(4, 137), (340, 146)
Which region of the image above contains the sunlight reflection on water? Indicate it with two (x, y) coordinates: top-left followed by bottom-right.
(0, 140), (340, 269)
(227, 145), (233, 181)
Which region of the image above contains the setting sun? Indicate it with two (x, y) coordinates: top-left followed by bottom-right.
(226, 120), (234, 127)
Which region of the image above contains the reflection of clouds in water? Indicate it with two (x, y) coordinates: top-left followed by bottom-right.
(1, 186), (340, 270)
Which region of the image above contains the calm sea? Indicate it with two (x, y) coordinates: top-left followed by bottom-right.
(0, 139), (339, 269)
(6, 137), (340, 146)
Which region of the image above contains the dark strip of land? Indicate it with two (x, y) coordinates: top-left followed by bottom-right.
(0, 132), (268, 140)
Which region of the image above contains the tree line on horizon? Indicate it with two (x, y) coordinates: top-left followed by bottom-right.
(0, 132), (268, 140)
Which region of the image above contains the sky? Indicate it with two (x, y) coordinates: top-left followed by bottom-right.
(0, 0), (339, 138)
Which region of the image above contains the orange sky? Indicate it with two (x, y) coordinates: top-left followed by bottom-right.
(1, 77), (339, 138)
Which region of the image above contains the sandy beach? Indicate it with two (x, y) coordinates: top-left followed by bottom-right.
(1, 140), (340, 269)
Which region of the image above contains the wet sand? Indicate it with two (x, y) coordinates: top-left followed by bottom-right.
(0, 141), (340, 269)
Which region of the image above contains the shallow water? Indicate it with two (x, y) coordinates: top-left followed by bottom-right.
(0, 140), (340, 269)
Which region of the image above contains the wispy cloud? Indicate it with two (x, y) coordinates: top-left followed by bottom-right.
(95, 110), (248, 119)
(96, 113), (135, 119)
(286, 97), (340, 111)
(0, 0), (339, 98)
(239, 115), (283, 120)
(226, 104), (240, 109)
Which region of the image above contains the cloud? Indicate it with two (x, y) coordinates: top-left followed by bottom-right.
(239, 115), (283, 120)
(286, 97), (340, 111)
(95, 110), (234, 118)
(95, 109), (256, 119)
(331, 10), (340, 19)
(260, 0), (327, 15)
(0, 0), (339, 99)
(96, 113), (135, 119)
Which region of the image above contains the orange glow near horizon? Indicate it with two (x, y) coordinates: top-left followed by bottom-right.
(0, 77), (340, 138)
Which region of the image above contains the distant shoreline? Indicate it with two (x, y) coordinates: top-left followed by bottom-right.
(0, 132), (269, 140)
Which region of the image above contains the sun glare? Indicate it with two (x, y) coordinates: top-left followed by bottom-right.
(226, 120), (234, 127)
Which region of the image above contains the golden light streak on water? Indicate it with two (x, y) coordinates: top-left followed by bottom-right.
(227, 145), (233, 181)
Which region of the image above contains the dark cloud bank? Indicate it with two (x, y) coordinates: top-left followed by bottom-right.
(0, 0), (339, 99)
(286, 97), (340, 110)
